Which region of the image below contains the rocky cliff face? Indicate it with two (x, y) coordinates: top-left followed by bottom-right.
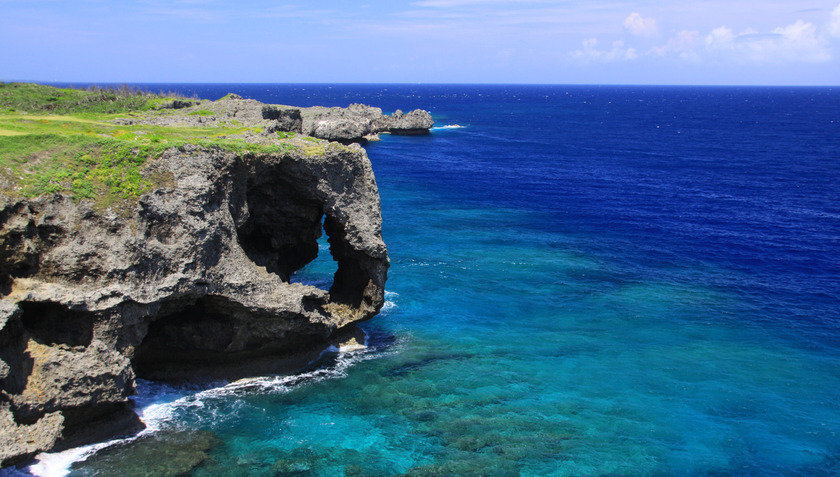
(0, 142), (388, 465)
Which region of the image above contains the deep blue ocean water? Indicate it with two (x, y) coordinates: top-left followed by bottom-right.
(17, 84), (840, 476)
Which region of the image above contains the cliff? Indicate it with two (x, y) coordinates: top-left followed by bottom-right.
(0, 85), (428, 466)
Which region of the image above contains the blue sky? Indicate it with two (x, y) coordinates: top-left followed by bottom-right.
(2, 0), (840, 85)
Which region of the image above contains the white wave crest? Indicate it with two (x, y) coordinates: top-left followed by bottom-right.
(20, 336), (376, 477)
(381, 290), (399, 314)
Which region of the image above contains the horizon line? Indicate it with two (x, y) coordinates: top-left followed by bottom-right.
(3, 80), (839, 88)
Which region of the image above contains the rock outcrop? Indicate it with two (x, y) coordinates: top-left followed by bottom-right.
(383, 109), (437, 135)
(0, 142), (388, 465)
(114, 97), (434, 143)
(300, 104), (434, 142)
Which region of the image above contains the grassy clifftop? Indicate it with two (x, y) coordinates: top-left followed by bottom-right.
(0, 82), (180, 115)
(0, 83), (331, 210)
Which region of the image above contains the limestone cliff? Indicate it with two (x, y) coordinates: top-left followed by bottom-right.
(0, 141), (388, 465)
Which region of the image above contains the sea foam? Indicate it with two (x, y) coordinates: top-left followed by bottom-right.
(15, 332), (378, 477)
(381, 290), (399, 314)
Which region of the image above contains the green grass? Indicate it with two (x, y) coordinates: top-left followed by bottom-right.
(0, 83), (302, 210)
(187, 109), (215, 117)
(1, 130), (298, 208)
(0, 82), (189, 116)
(2, 135), (170, 205)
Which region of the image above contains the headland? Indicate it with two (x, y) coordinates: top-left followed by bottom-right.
(0, 83), (432, 466)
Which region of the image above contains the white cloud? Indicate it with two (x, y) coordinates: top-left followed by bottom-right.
(703, 20), (831, 63)
(829, 2), (840, 38)
(603, 15), (835, 65)
(772, 20), (831, 62)
(649, 30), (702, 62)
(624, 12), (658, 37)
(705, 26), (736, 50)
(570, 37), (638, 62)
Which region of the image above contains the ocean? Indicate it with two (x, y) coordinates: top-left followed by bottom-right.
(12, 84), (840, 476)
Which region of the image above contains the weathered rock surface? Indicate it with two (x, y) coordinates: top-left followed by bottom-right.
(300, 103), (434, 141)
(113, 97), (303, 133)
(386, 108), (436, 135)
(0, 142), (388, 465)
(114, 96), (434, 142)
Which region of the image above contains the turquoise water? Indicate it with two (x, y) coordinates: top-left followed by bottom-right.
(18, 85), (840, 476)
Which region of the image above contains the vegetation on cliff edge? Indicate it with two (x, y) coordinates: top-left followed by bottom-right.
(0, 83), (319, 210)
(0, 82), (179, 115)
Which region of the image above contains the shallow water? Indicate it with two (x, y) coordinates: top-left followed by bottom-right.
(13, 84), (840, 476)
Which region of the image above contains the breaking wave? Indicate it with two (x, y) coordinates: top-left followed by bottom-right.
(18, 333), (383, 477)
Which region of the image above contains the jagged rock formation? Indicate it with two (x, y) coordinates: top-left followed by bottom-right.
(114, 97), (434, 143)
(300, 104), (434, 141)
(384, 108), (438, 135)
(0, 142), (388, 465)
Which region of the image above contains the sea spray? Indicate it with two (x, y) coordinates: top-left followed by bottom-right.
(16, 326), (392, 477)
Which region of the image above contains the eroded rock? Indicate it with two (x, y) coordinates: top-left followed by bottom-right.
(0, 142), (388, 464)
(0, 403), (63, 467)
(386, 109), (436, 135)
(300, 103), (434, 142)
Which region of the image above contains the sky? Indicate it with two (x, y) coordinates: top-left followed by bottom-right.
(2, 0), (840, 85)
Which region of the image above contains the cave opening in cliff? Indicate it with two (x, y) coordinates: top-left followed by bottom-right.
(234, 174), (372, 308)
(134, 295), (242, 379)
(289, 217), (336, 291)
(236, 182), (324, 283)
(132, 295), (329, 382)
(18, 302), (94, 348)
(323, 215), (372, 308)
(291, 214), (374, 309)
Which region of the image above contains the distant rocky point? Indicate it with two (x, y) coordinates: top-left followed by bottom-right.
(114, 94), (435, 143)
(301, 104), (435, 141)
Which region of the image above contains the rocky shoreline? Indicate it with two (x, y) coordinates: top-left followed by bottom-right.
(0, 94), (432, 466)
